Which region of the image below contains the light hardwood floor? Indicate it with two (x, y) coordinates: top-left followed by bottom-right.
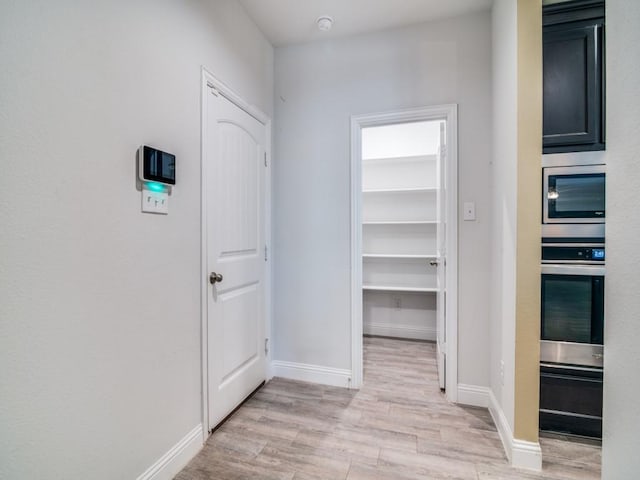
(176, 336), (601, 479)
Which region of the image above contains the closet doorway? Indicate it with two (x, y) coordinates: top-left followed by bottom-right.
(350, 105), (458, 401)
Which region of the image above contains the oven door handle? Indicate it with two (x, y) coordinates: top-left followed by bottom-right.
(541, 264), (606, 276)
(540, 362), (603, 373)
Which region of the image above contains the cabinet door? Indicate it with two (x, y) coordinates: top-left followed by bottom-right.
(539, 365), (602, 438)
(543, 20), (604, 153)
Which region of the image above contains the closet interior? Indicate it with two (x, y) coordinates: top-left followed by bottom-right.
(361, 121), (442, 341)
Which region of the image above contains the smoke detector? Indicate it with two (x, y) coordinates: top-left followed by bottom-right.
(316, 16), (333, 32)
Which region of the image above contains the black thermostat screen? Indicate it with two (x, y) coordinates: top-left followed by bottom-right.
(143, 146), (176, 185)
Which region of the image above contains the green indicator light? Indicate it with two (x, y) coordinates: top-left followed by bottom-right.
(146, 182), (165, 192)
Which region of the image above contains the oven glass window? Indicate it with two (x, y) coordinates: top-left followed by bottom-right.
(549, 173), (605, 218)
(542, 275), (592, 343)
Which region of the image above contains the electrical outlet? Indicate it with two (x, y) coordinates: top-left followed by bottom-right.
(500, 360), (505, 386)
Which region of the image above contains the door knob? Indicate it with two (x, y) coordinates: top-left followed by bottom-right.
(209, 272), (223, 284)
(429, 260), (439, 266)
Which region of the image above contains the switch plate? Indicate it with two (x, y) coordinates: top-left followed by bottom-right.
(142, 188), (169, 214)
(463, 202), (476, 221)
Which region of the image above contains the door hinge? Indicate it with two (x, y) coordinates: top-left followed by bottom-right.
(264, 245), (268, 261)
(264, 152), (268, 167)
(265, 338), (269, 355)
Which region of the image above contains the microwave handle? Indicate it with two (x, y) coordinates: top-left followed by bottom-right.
(592, 277), (605, 345)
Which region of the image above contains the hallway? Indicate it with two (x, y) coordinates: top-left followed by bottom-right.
(176, 337), (600, 479)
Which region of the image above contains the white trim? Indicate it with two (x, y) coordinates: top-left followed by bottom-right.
(136, 424), (203, 480)
(364, 323), (436, 341)
(350, 116), (364, 389)
(350, 104), (459, 399)
(205, 76), (268, 125)
(264, 121), (274, 382)
(272, 361), (352, 388)
(512, 439), (543, 471)
(488, 390), (542, 471)
(200, 69), (210, 440)
(488, 389), (513, 462)
(200, 67), (272, 435)
(445, 105), (459, 402)
(457, 384), (490, 408)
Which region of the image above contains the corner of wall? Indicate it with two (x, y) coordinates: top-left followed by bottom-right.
(457, 384), (490, 408)
(136, 425), (203, 480)
(271, 360), (352, 388)
(488, 390), (542, 471)
(514, 0), (542, 444)
(489, 0), (542, 469)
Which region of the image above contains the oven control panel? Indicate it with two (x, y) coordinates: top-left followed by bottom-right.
(542, 244), (605, 264)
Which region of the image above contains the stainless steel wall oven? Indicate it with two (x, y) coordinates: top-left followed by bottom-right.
(539, 243), (605, 438)
(540, 263), (604, 367)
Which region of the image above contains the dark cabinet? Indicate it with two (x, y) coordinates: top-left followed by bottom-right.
(540, 364), (603, 438)
(543, 0), (605, 154)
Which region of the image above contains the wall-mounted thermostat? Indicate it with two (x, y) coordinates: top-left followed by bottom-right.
(139, 145), (175, 215)
(139, 145), (176, 185)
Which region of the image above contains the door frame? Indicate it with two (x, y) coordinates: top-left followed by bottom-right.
(200, 67), (272, 439)
(350, 104), (458, 401)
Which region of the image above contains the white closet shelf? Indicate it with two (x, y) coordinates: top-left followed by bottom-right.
(362, 187), (437, 194)
(363, 285), (438, 293)
(362, 253), (437, 259)
(362, 220), (437, 225)
(362, 154), (437, 163)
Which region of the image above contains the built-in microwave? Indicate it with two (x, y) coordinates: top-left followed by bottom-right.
(543, 164), (605, 224)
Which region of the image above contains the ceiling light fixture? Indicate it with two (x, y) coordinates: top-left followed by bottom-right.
(316, 16), (333, 32)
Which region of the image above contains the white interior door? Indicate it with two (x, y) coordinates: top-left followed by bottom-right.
(205, 86), (267, 429)
(436, 121), (447, 390)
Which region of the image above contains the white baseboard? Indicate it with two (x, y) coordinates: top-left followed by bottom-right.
(364, 322), (436, 341)
(271, 360), (352, 388)
(488, 390), (542, 471)
(512, 438), (543, 471)
(136, 424), (203, 480)
(488, 389), (514, 462)
(457, 384), (490, 408)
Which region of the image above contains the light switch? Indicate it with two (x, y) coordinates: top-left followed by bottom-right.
(463, 202), (476, 221)
(142, 188), (169, 215)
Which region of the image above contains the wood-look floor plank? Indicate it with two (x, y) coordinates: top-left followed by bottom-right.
(175, 336), (601, 479)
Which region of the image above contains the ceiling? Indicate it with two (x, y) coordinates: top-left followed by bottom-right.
(238, 0), (493, 47)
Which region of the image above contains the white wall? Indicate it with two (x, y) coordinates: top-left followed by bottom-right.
(273, 11), (492, 387)
(602, 0), (640, 476)
(0, 1), (273, 478)
(489, 0), (518, 432)
(362, 121), (441, 158)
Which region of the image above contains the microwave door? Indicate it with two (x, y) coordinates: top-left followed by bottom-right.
(543, 165), (605, 224)
(549, 174), (605, 219)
